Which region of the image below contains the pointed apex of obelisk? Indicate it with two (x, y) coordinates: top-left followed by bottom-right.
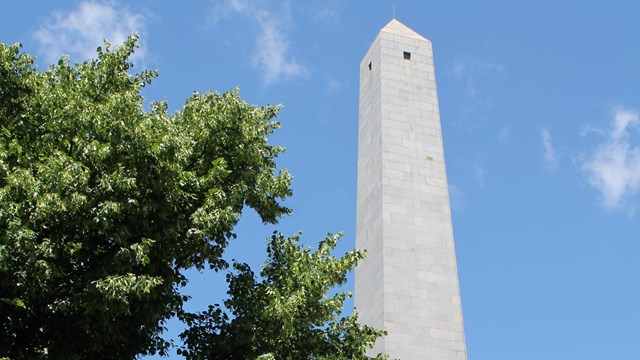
(380, 19), (428, 41)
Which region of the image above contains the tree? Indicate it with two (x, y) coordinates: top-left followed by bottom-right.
(0, 35), (385, 359)
(0, 35), (291, 359)
(179, 232), (386, 360)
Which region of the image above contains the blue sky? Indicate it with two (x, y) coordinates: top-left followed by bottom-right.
(3, 1), (639, 359)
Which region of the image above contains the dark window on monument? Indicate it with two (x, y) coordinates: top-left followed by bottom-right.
(368, 62), (372, 70)
(403, 51), (411, 60)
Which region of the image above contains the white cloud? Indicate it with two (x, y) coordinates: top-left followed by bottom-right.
(448, 184), (467, 211)
(464, 79), (477, 99)
(541, 128), (558, 169)
(450, 58), (505, 119)
(215, 0), (308, 84)
(475, 61), (506, 75)
(451, 59), (505, 79)
(581, 107), (640, 209)
(452, 61), (465, 78)
(612, 107), (638, 140)
(473, 162), (485, 188)
(33, 1), (146, 65)
(325, 74), (341, 94)
(498, 125), (511, 142)
(306, 0), (345, 25)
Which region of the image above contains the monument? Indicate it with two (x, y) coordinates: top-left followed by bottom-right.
(355, 19), (467, 359)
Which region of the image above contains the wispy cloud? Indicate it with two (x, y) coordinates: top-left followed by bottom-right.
(451, 59), (506, 81)
(33, 1), (146, 65)
(451, 59), (506, 100)
(452, 61), (465, 78)
(464, 79), (477, 99)
(305, 0), (345, 25)
(498, 125), (511, 142)
(448, 184), (467, 211)
(450, 58), (505, 120)
(214, 0), (308, 85)
(541, 128), (558, 169)
(581, 107), (640, 210)
(325, 74), (341, 94)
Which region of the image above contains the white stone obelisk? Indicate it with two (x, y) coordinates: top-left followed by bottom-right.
(355, 19), (467, 360)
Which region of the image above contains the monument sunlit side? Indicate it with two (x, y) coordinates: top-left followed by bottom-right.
(355, 19), (467, 359)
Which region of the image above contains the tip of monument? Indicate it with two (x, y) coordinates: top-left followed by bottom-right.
(381, 19), (429, 41)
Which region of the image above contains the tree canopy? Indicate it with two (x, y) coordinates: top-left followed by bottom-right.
(0, 35), (384, 359)
(179, 232), (386, 360)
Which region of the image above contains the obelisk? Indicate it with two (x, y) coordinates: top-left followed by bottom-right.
(355, 19), (467, 359)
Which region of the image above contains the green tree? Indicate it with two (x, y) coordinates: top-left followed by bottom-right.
(0, 35), (291, 359)
(179, 232), (386, 360)
(0, 35), (385, 359)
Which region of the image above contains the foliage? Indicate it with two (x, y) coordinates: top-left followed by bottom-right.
(179, 232), (387, 360)
(0, 35), (292, 359)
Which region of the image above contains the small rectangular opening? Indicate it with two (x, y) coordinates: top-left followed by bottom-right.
(403, 51), (411, 60)
(368, 62), (372, 70)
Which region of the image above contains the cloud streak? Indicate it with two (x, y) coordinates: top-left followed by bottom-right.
(541, 128), (558, 169)
(498, 125), (511, 142)
(450, 58), (506, 120)
(581, 107), (640, 209)
(33, 1), (146, 65)
(216, 0), (308, 85)
(473, 162), (485, 188)
(451, 59), (506, 80)
(325, 74), (341, 94)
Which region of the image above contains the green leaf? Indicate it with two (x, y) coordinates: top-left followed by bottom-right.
(0, 34), (292, 359)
